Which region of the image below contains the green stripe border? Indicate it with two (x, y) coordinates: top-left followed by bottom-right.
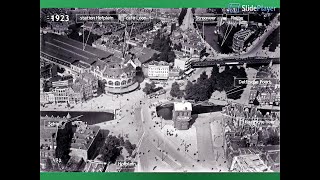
(41, 172), (280, 180)
(40, 0), (280, 8)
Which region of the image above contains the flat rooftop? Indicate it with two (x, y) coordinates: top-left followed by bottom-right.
(174, 101), (192, 111)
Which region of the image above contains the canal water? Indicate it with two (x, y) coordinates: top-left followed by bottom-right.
(156, 104), (223, 120)
(40, 111), (114, 125)
(199, 24), (221, 53)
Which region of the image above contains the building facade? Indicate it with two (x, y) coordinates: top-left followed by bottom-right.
(232, 29), (253, 53)
(51, 87), (82, 104)
(92, 59), (138, 94)
(174, 57), (192, 71)
(172, 102), (192, 130)
(147, 61), (170, 80)
(69, 121), (102, 161)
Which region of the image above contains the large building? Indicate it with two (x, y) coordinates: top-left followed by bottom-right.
(40, 64), (58, 79)
(232, 29), (253, 53)
(147, 61), (170, 80)
(222, 104), (280, 128)
(94, 58), (139, 94)
(129, 47), (161, 67)
(69, 121), (102, 161)
(51, 87), (82, 104)
(40, 33), (139, 94)
(174, 57), (191, 71)
(40, 116), (61, 160)
(73, 73), (98, 100)
(172, 101), (192, 130)
(171, 29), (205, 58)
(230, 154), (272, 172)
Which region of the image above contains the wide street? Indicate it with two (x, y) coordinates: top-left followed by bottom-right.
(137, 100), (208, 172)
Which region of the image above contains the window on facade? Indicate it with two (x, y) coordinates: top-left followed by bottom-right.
(127, 79), (132, 84)
(115, 81), (120, 86)
(108, 81), (113, 85)
(121, 80), (126, 85)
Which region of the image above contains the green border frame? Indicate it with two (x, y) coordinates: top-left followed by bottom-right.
(41, 172), (280, 180)
(40, 0), (280, 179)
(40, 0), (280, 8)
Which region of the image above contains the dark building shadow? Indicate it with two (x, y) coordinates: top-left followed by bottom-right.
(189, 114), (198, 127)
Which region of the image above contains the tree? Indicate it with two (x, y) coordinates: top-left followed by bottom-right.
(99, 135), (122, 163)
(209, 65), (219, 91)
(170, 82), (183, 98)
(167, 51), (176, 63)
(197, 71), (208, 84)
(151, 30), (162, 51)
(124, 140), (136, 156)
(184, 74), (212, 102)
(97, 80), (106, 95)
(151, 30), (175, 63)
(263, 26), (280, 52)
(184, 81), (194, 100)
(143, 82), (156, 95)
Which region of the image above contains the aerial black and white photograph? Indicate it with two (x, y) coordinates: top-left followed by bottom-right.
(40, 7), (280, 172)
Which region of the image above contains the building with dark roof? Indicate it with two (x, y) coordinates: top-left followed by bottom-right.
(69, 121), (102, 161)
(41, 33), (139, 94)
(40, 63), (58, 79)
(130, 47), (161, 66)
(171, 29), (206, 57)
